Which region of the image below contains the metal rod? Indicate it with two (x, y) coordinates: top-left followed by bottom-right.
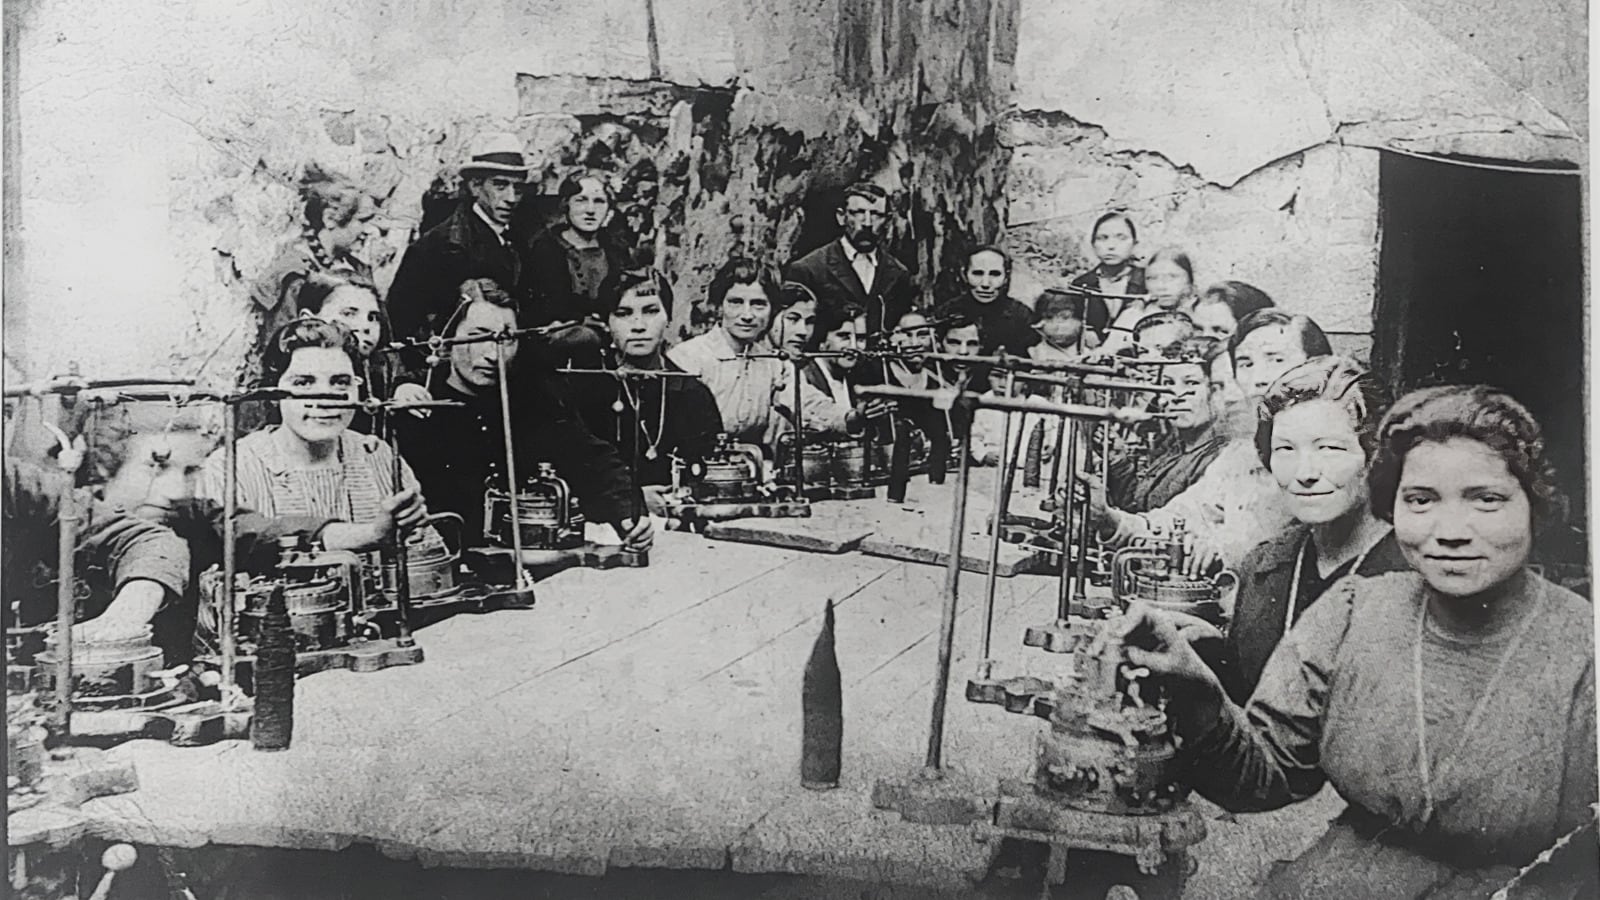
(385, 414), (416, 646)
(1012, 371), (1174, 394)
(493, 337), (531, 590)
(1056, 418), (1080, 622)
(792, 359), (806, 499)
(52, 478), (79, 737)
(1073, 422), (1095, 603)
(978, 373), (1019, 671)
(555, 367), (698, 377)
(925, 421), (974, 773)
(856, 385), (1168, 423)
(221, 401), (239, 700)
(916, 351), (1119, 376)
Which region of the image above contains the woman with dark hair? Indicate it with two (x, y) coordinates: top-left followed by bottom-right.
(1192, 280), (1275, 341)
(1109, 383), (1596, 899)
(1089, 310), (1336, 571)
(769, 281), (820, 358)
(668, 257), (851, 450)
(203, 319), (427, 530)
(931, 245), (1039, 356)
(1069, 212), (1146, 338)
(1219, 356), (1408, 702)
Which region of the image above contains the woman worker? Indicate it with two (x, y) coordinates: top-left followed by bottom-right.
(1109, 383), (1597, 899)
(1218, 356), (1408, 702)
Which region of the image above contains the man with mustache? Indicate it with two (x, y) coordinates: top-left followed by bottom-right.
(783, 182), (916, 340)
(387, 132), (531, 377)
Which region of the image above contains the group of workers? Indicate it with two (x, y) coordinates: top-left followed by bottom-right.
(3, 129), (1595, 899)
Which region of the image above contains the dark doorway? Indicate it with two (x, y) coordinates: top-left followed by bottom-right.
(1372, 152), (1587, 579)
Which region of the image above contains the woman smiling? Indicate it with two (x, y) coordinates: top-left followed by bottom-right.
(203, 319), (427, 531)
(1109, 383), (1596, 898)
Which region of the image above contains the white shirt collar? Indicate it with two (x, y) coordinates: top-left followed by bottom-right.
(473, 204), (509, 241)
(839, 237), (876, 266)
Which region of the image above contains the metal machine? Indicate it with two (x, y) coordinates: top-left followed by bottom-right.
(859, 367), (1206, 897)
(1110, 520), (1239, 630)
(661, 433), (811, 522)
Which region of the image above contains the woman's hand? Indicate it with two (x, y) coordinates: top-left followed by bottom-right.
(617, 516), (655, 553)
(1099, 601), (1223, 685)
(392, 382), (433, 418)
(383, 487), (428, 533)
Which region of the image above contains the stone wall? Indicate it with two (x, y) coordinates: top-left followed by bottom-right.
(4, 0), (1015, 382)
(1001, 111), (1380, 358)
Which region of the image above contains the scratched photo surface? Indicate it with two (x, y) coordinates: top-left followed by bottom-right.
(2, 1), (1592, 899)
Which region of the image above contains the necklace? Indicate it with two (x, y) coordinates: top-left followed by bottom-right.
(614, 372), (668, 461)
(1410, 575), (1545, 826)
(1284, 530), (1384, 636)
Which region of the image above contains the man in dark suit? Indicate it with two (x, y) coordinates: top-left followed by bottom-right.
(385, 132), (531, 375)
(783, 182), (918, 340)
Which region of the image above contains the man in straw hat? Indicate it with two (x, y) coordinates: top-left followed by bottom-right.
(388, 132), (533, 374)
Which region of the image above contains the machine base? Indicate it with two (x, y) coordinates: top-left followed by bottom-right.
(870, 767), (992, 826)
(62, 701), (253, 748)
(1022, 620), (1094, 654)
(407, 580), (537, 630)
(662, 499), (813, 523)
(980, 780), (1207, 880)
(801, 484), (875, 502)
(466, 543), (647, 579)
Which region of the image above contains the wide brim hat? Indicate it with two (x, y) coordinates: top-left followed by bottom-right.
(460, 131), (531, 177)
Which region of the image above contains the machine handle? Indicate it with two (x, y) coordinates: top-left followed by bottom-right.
(416, 512), (465, 562)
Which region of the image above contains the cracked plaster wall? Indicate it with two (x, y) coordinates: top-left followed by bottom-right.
(5, 0), (1012, 380)
(1002, 113), (1381, 359)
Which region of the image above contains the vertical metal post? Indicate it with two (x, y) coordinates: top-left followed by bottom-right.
(220, 402), (239, 699)
(494, 335), (531, 589)
(1056, 417), (1080, 622)
(52, 479), (79, 736)
(792, 360), (806, 498)
(977, 372), (1018, 672)
(386, 412), (416, 645)
(925, 422), (973, 773)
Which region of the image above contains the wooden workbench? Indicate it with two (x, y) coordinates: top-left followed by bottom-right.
(64, 526), (1340, 897)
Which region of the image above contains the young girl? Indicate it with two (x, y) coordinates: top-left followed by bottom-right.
(1100, 246), (1197, 354)
(1069, 212), (1146, 338)
(204, 318), (427, 531)
(1028, 289), (1094, 365)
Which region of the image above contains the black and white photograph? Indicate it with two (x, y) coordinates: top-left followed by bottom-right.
(2, 0), (1594, 897)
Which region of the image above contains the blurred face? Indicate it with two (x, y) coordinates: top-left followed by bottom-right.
(1191, 299), (1238, 341)
(468, 174), (524, 226)
(1136, 321), (1188, 354)
(1092, 218), (1135, 268)
(1268, 400), (1366, 525)
(277, 347), (359, 445)
(565, 177), (611, 235)
(1160, 363), (1214, 432)
(1394, 438), (1533, 598)
(321, 198), (377, 258)
(821, 315), (867, 370)
(770, 300), (816, 356)
(101, 432), (212, 523)
(313, 286), (381, 356)
(1208, 355), (1254, 440)
(964, 250), (1007, 304)
(449, 300), (519, 392)
(720, 283), (772, 344)
(1233, 324), (1308, 400)
(608, 286), (669, 360)
(892, 313), (932, 370)
(1145, 257), (1193, 308)
(943, 324), (981, 358)
(837, 193), (887, 252)
(1038, 311), (1084, 349)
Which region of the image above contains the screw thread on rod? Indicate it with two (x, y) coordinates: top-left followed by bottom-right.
(221, 403), (239, 700)
(53, 481), (79, 736)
